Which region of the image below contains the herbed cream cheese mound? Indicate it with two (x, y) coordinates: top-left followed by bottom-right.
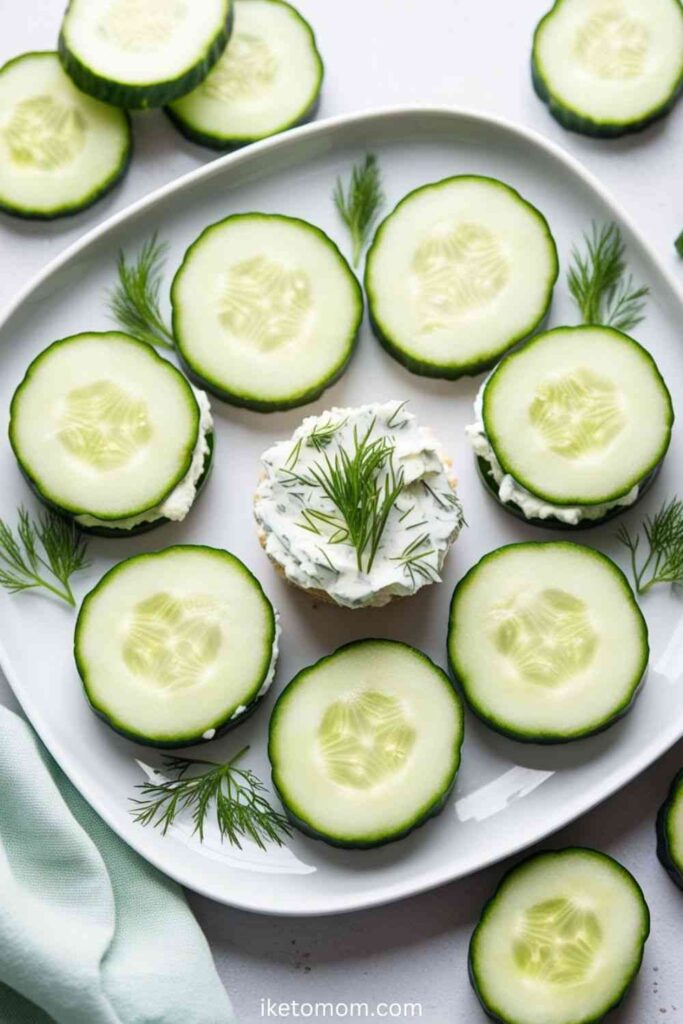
(465, 381), (638, 526)
(75, 386), (214, 531)
(254, 401), (465, 609)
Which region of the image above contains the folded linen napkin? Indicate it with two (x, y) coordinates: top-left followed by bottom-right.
(0, 705), (234, 1024)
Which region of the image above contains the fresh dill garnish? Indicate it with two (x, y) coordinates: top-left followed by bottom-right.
(306, 415), (348, 451)
(391, 533), (439, 588)
(567, 222), (649, 333)
(131, 746), (291, 849)
(617, 497), (683, 595)
(107, 233), (175, 349)
(0, 507), (89, 607)
(282, 419), (405, 573)
(676, 231), (683, 258)
(333, 153), (385, 267)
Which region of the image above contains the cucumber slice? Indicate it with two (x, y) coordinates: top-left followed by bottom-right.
(166, 0), (323, 149)
(365, 176), (558, 379)
(656, 769), (683, 889)
(59, 0), (233, 109)
(0, 52), (131, 220)
(268, 640), (464, 848)
(469, 848), (650, 1024)
(448, 541), (648, 742)
(75, 545), (278, 747)
(482, 326), (673, 508)
(9, 332), (208, 528)
(533, 0), (683, 137)
(172, 213), (363, 410)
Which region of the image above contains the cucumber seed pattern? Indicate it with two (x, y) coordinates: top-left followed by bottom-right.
(101, 0), (186, 51)
(219, 256), (312, 350)
(513, 898), (603, 984)
(122, 592), (223, 690)
(575, 6), (649, 80)
(5, 97), (86, 170)
(318, 690), (416, 789)
(412, 223), (509, 332)
(202, 34), (277, 101)
(489, 589), (598, 686)
(529, 368), (625, 459)
(58, 380), (152, 470)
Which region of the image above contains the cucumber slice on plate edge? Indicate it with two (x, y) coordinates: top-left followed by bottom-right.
(0, 51), (132, 221)
(268, 639), (464, 849)
(165, 0), (323, 150)
(656, 769), (683, 889)
(171, 212), (364, 411)
(58, 0), (234, 109)
(448, 541), (649, 744)
(75, 544), (277, 748)
(469, 847), (650, 1024)
(365, 175), (559, 380)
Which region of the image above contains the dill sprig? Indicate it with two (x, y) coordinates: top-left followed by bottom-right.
(131, 746), (291, 849)
(0, 507), (89, 607)
(568, 222), (649, 333)
(334, 153), (385, 267)
(675, 231), (683, 258)
(391, 533), (439, 588)
(616, 498), (683, 594)
(107, 233), (175, 350)
(282, 419), (405, 573)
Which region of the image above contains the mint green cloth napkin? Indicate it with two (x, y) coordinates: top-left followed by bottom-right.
(0, 706), (235, 1024)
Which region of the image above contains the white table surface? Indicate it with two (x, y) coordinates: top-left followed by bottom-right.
(2, 1), (682, 1021)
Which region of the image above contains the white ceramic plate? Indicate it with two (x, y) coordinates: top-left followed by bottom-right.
(2, 107), (683, 917)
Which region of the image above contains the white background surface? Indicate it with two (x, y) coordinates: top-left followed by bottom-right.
(1, 1), (682, 1021)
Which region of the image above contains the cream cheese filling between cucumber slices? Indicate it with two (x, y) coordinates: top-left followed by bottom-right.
(0, 52), (131, 219)
(166, 0), (323, 148)
(254, 401), (465, 608)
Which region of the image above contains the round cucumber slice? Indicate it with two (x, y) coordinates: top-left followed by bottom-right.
(533, 0), (683, 137)
(469, 848), (650, 1024)
(75, 545), (278, 747)
(172, 213), (363, 410)
(0, 52), (131, 220)
(448, 542), (648, 743)
(59, 0), (233, 109)
(483, 325), (673, 508)
(656, 769), (683, 889)
(9, 332), (202, 524)
(268, 639), (464, 848)
(365, 175), (558, 379)
(166, 0), (323, 149)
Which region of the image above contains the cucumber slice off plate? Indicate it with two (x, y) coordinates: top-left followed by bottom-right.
(166, 0), (323, 149)
(448, 542), (648, 742)
(9, 332), (206, 527)
(657, 769), (683, 889)
(59, 0), (233, 109)
(469, 848), (649, 1024)
(533, 0), (683, 137)
(0, 52), (131, 220)
(365, 175), (558, 379)
(268, 639), (464, 848)
(483, 325), (673, 508)
(172, 213), (363, 410)
(75, 545), (278, 747)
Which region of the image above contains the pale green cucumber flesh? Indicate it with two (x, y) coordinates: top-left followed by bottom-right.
(656, 769), (683, 889)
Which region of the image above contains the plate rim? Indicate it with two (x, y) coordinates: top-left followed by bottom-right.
(2, 103), (682, 917)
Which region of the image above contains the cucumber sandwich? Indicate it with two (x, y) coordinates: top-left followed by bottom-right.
(470, 848), (649, 1024)
(448, 541), (648, 742)
(76, 545), (278, 747)
(533, 0), (683, 137)
(9, 332), (213, 537)
(167, 0), (323, 149)
(268, 639), (464, 848)
(657, 769), (683, 889)
(0, 52), (131, 220)
(467, 325), (673, 527)
(172, 213), (362, 410)
(59, 0), (234, 109)
(365, 175), (558, 379)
